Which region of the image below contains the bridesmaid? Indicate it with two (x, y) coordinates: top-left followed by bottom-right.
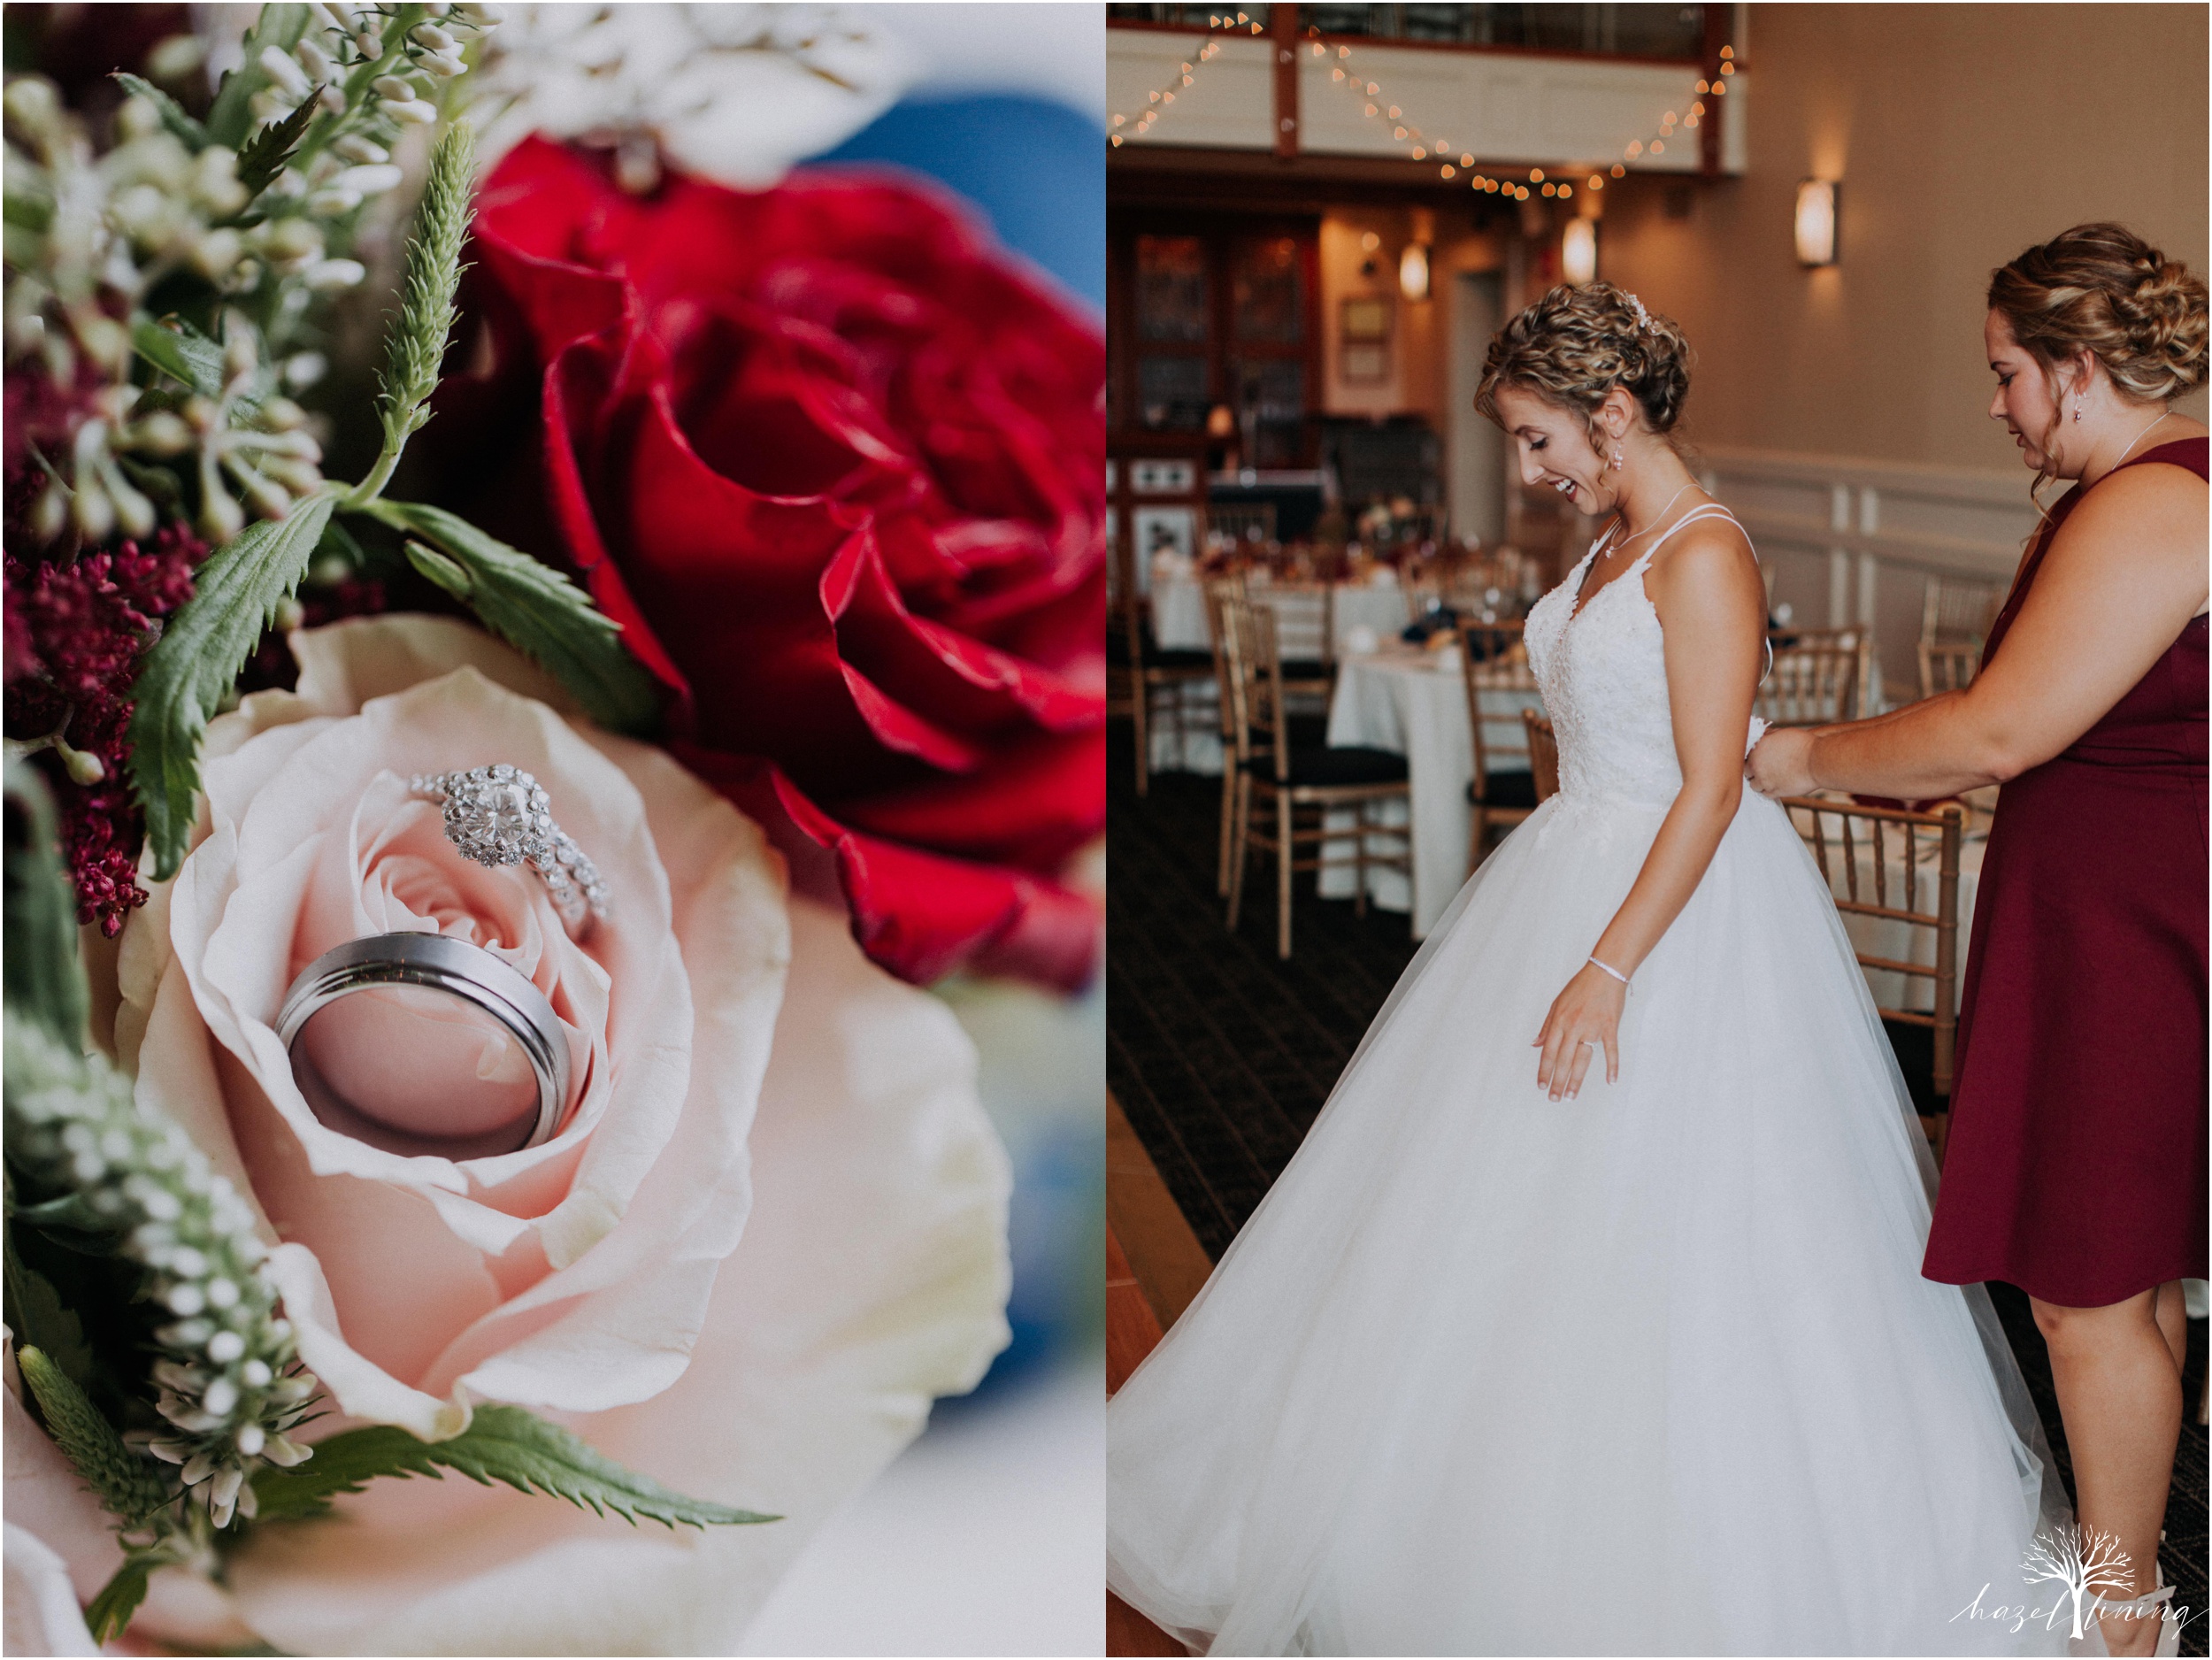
(1749, 222), (2206, 1658)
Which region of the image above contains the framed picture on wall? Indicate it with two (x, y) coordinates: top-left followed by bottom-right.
(1340, 296), (1392, 342)
(1339, 296), (1392, 384)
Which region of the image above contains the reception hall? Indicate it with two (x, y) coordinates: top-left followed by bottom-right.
(1103, 3), (2207, 1654)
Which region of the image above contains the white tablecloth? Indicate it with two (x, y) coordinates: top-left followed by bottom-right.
(1151, 576), (1413, 656)
(1317, 649), (1541, 936)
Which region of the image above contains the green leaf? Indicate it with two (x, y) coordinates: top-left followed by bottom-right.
(3, 191), (53, 234)
(362, 501), (662, 734)
(85, 1555), (154, 1643)
(233, 93), (319, 204)
(3, 762), (88, 1049)
(126, 493), (338, 880)
(351, 121), (475, 504)
(111, 73), (210, 150)
(204, 4), (310, 150)
(2, 1233), (97, 1387)
(403, 537), (472, 598)
(133, 316), (227, 398)
(17, 1346), (175, 1524)
(251, 1404), (777, 1530)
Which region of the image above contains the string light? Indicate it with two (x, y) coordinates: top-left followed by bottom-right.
(1108, 32), (1230, 146)
(1297, 27), (1736, 194)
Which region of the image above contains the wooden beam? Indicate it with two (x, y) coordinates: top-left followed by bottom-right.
(1271, 3), (1301, 159)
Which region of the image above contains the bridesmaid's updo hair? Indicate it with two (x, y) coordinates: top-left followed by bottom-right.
(1987, 223), (2208, 403)
(1474, 281), (1694, 438)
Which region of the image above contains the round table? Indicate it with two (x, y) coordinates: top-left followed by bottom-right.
(1150, 576), (1414, 656)
(1317, 648), (1542, 936)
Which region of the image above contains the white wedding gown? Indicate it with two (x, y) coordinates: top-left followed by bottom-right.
(1107, 510), (2074, 1656)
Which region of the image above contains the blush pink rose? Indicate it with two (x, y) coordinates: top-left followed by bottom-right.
(6, 614), (1010, 1653)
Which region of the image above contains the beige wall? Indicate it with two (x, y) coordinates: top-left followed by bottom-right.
(1597, 3), (2209, 473)
(1318, 208), (1503, 422)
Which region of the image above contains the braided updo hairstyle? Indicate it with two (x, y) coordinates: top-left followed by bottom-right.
(1474, 281), (1694, 440)
(1988, 222), (2208, 405)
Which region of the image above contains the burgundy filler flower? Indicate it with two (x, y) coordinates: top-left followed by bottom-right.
(4, 523), (206, 934)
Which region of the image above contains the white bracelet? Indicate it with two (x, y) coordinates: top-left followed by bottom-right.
(1586, 955), (1632, 993)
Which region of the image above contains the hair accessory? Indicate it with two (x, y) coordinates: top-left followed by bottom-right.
(1624, 292), (1654, 334)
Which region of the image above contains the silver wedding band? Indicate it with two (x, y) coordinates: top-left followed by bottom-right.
(276, 932), (571, 1153)
(409, 765), (609, 940)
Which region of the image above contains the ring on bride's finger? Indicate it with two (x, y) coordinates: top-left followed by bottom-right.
(277, 932), (571, 1157)
(410, 765), (609, 939)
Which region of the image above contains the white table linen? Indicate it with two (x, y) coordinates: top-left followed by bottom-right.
(1151, 576), (1413, 657)
(1317, 649), (1540, 937)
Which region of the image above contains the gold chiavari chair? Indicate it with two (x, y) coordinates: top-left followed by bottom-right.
(1524, 710), (1560, 803)
(1918, 577), (2001, 699)
(1919, 641), (1983, 697)
(1760, 630), (1863, 727)
(1259, 580), (1336, 700)
(1220, 598), (1411, 959)
(1203, 574), (1253, 896)
(1781, 795), (1968, 1162)
(1110, 531), (1216, 795)
(1456, 619), (1540, 868)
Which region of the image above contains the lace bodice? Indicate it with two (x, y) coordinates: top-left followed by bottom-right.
(1524, 508), (1765, 808)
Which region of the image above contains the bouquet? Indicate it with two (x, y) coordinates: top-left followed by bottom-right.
(3, 5), (1102, 1649)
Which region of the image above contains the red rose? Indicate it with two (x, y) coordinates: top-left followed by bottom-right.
(434, 135), (1103, 989)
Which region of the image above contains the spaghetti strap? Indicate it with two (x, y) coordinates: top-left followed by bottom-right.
(1628, 503), (1749, 573)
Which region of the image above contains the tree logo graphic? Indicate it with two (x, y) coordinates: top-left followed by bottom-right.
(2021, 1525), (2157, 1642)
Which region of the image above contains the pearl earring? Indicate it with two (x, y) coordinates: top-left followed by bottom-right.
(2071, 396), (2083, 424)
(1609, 445), (1624, 472)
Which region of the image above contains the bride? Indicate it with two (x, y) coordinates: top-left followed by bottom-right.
(1106, 283), (2075, 1656)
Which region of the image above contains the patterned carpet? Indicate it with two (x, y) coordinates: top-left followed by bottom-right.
(1107, 726), (2208, 1651)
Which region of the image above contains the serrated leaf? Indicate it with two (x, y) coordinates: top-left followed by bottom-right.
(17, 1347), (175, 1523)
(2, 1235), (97, 1387)
(133, 316), (226, 398)
(85, 1554), (156, 1644)
(111, 73), (210, 150)
(127, 493), (337, 880)
(3, 762), (88, 1048)
(250, 1403), (778, 1530)
(234, 94), (319, 203)
(360, 501), (662, 734)
(204, 3), (310, 150)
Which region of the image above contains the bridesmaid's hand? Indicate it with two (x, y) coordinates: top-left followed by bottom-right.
(1746, 726), (1817, 797)
(1533, 964), (1625, 1100)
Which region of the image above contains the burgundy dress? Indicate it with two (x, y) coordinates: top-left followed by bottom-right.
(1922, 437), (2208, 1308)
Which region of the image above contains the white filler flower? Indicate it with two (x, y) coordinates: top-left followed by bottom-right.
(465, 4), (913, 190)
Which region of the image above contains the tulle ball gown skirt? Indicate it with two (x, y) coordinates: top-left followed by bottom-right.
(1107, 788), (2070, 1656)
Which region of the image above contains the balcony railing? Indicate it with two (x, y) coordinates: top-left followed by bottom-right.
(1107, 4), (1709, 60)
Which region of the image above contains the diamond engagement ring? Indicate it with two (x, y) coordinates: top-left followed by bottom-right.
(410, 765), (609, 938)
(277, 932), (572, 1156)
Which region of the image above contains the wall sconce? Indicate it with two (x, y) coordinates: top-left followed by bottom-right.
(1399, 242), (1430, 302)
(1561, 219), (1597, 285)
(1794, 179), (1838, 266)
(1206, 403), (1236, 439)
